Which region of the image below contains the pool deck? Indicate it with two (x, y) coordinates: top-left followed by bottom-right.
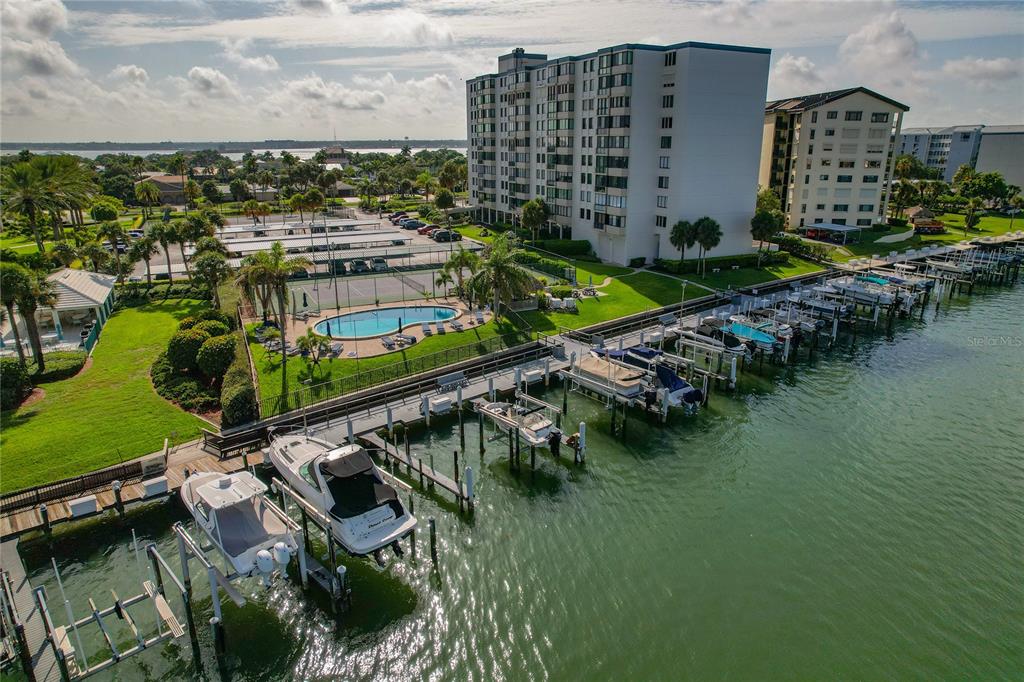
(274, 297), (494, 358)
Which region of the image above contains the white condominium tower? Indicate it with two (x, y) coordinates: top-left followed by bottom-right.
(466, 43), (770, 266)
(759, 87), (909, 229)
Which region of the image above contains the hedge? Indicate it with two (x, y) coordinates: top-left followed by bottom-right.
(30, 351), (87, 384)
(532, 239), (594, 258)
(514, 250), (572, 280)
(151, 351), (219, 412)
(167, 328), (211, 373)
(548, 285), (574, 299)
(1, 358), (31, 410)
(197, 334), (236, 378)
(653, 251), (791, 274)
(193, 319), (230, 338)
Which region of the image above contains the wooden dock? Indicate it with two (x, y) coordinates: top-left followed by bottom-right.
(1, 539), (60, 682)
(361, 432), (467, 502)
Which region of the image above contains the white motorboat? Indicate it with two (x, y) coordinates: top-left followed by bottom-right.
(827, 276), (895, 305)
(268, 435), (416, 557)
(479, 401), (559, 446)
(574, 353), (647, 398)
(180, 471), (297, 582)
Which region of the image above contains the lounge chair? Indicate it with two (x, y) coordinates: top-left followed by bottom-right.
(286, 345), (302, 356)
(396, 333), (417, 345)
(329, 341), (343, 357)
(435, 321), (446, 335)
(475, 310), (485, 325)
(381, 336), (396, 350)
(421, 322), (432, 336)
(449, 319), (465, 332)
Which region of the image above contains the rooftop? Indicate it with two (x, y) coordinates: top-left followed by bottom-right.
(766, 86), (909, 113)
(980, 124), (1024, 135)
(46, 268), (115, 310)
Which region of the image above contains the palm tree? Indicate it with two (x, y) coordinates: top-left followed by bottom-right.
(443, 246), (482, 301)
(135, 180), (160, 219)
(129, 234), (160, 286)
(147, 222), (174, 284)
(693, 216), (722, 278)
(16, 272), (58, 372)
(98, 221), (126, 282)
(521, 197), (550, 243)
(304, 188), (325, 219)
(894, 155), (913, 181)
(0, 262), (31, 366)
(183, 179), (201, 212)
(1, 161), (48, 251)
(194, 236), (228, 257)
(669, 219), (697, 273)
(1008, 194), (1023, 230)
(35, 156), (96, 242)
(749, 209), (781, 267)
(416, 171), (436, 202)
(289, 193), (306, 221)
(266, 242), (311, 370)
(78, 241), (108, 273)
(235, 251), (275, 323)
(296, 329), (328, 376)
(51, 241), (78, 268)
(964, 197), (983, 238)
(242, 199), (261, 224)
(192, 252), (233, 308)
(434, 269), (454, 298)
(469, 233), (536, 319)
(256, 202), (272, 224)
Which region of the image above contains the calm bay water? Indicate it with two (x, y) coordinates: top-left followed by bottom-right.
(19, 284), (1024, 680)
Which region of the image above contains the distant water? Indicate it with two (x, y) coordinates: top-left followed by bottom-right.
(0, 147), (467, 161)
(19, 283), (1024, 680)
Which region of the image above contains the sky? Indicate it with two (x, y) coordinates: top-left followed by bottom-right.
(0, 0), (1021, 142)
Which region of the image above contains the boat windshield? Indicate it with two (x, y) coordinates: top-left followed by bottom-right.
(300, 462), (321, 491)
(324, 473), (402, 520)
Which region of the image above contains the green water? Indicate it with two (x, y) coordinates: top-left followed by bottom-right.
(18, 284), (1024, 680)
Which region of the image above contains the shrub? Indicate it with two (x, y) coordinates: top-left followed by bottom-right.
(221, 382), (258, 427)
(197, 308), (235, 330)
(178, 316), (198, 330)
(31, 351), (87, 383)
(628, 256), (647, 268)
(197, 334), (236, 378)
(151, 351), (219, 411)
(548, 285), (574, 299)
(871, 223), (892, 232)
(167, 328), (211, 372)
(653, 251), (792, 274)
(0, 358), (31, 410)
(193, 319), (230, 338)
(887, 217), (908, 227)
(533, 239), (594, 257)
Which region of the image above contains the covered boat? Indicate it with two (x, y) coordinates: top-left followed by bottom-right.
(268, 435), (416, 557)
(574, 354), (647, 397)
(478, 401), (558, 446)
(180, 471), (297, 582)
(594, 346), (703, 408)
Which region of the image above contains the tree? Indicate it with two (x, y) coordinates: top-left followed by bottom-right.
(35, 155), (97, 240)
(16, 271), (58, 372)
(79, 241), (109, 273)
(435, 188), (456, 224)
(520, 197), (550, 242)
(89, 200), (119, 222)
(951, 164), (976, 190)
(194, 236), (228, 257)
(668, 219), (697, 273)
(756, 186), (782, 213)
(434, 269), (454, 296)
(890, 180), (920, 219)
(129, 234), (160, 286)
(693, 216), (722, 278)
(295, 329), (328, 376)
(98, 221), (126, 282)
(750, 209), (782, 266)
(255, 202), (272, 224)
(201, 180), (222, 205)
(183, 179), (201, 211)
(147, 222), (174, 284)
(416, 170), (436, 201)
(1009, 194), (1024, 231)
(1, 162), (48, 251)
(438, 159), (461, 191)
(468, 233), (536, 319)
(235, 250), (275, 323)
(229, 178), (249, 202)
(289, 192), (306, 221)
(964, 197), (983, 238)
(304, 187), (325, 218)
(266, 242), (311, 371)
(134, 180), (160, 218)
(51, 241), (77, 268)
(443, 247), (482, 301)
(192, 252), (233, 307)
(0, 262), (31, 367)
(168, 328), (211, 373)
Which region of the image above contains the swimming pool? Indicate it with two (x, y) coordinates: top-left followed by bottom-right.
(314, 305), (457, 338)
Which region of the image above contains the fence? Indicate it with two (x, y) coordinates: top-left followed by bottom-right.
(259, 331), (531, 417)
(0, 460), (144, 515)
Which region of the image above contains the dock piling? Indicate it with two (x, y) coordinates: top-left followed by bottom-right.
(428, 517), (438, 566)
(39, 504), (51, 535)
(408, 497), (416, 562)
(478, 410), (485, 455)
(464, 467), (474, 512)
(112, 481), (124, 517)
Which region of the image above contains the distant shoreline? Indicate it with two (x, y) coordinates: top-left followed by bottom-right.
(0, 139), (468, 153)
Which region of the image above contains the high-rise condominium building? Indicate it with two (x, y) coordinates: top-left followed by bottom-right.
(975, 125), (1024, 188)
(759, 87), (908, 229)
(897, 125), (984, 181)
(466, 43), (770, 266)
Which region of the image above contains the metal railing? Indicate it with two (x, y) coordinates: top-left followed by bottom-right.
(0, 460), (144, 514)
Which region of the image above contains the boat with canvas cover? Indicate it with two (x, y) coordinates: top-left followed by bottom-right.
(594, 346), (703, 408)
(478, 401), (559, 446)
(180, 471), (297, 583)
(268, 434), (416, 557)
(574, 353), (647, 398)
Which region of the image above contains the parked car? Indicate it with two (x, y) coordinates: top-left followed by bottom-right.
(127, 229), (145, 239)
(102, 241), (129, 254)
(398, 218), (418, 227)
(372, 257), (388, 272)
(350, 259), (370, 273)
(389, 212), (408, 224)
(401, 220), (425, 230)
(432, 230), (461, 242)
(416, 223), (438, 235)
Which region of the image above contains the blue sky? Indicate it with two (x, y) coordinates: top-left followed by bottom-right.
(1, 0), (1021, 142)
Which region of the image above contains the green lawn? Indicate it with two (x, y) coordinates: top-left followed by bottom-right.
(0, 233), (48, 255)
(453, 224), (495, 244)
(0, 299), (209, 493)
(831, 212), (1022, 261)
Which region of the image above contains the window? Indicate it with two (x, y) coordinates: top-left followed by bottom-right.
(837, 175), (853, 182)
(838, 160), (855, 168)
(834, 188), (851, 198)
(660, 136), (672, 149)
(856, 218), (872, 226)
(801, 203), (807, 213)
(826, 111), (837, 119)
(815, 203), (826, 210)
(871, 112), (889, 123)
(840, 143), (858, 154)
(661, 117), (673, 129)
(300, 462), (321, 491)
(819, 174), (829, 181)
(804, 174), (810, 184)
(858, 204), (874, 212)
(811, 111), (818, 123)
(824, 129), (835, 137)
(841, 128), (860, 139)
(832, 218), (847, 225)
(808, 145), (814, 154)
(845, 111), (862, 121)
(832, 204), (849, 212)
(823, 143), (834, 152)
(662, 95), (674, 107)
(657, 176), (669, 189)
(809, 129), (816, 140)
(656, 196), (668, 208)
(658, 156), (670, 169)
(821, 159), (832, 167)
(655, 215), (667, 227)
(864, 159), (881, 168)
(664, 52), (676, 67)
(868, 128), (886, 139)
(862, 175), (879, 183)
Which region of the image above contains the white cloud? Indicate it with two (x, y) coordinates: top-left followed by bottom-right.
(277, 74), (386, 110)
(941, 56), (1022, 89)
(1, 0), (68, 39)
(109, 63), (149, 85)
(222, 39), (280, 72)
(839, 11), (920, 83)
(285, 0), (343, 14)
(702, 0), (754, 26)
(185, 66), (241, 99)
(1, 38), (80, 77)
(771, 53), (822, 95)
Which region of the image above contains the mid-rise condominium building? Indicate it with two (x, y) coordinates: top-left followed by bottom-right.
(975, 125), (1024, 188)
(466, 43), (770, 266)
(759, 87), (908, 229)
(897, 125), (984, 181)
